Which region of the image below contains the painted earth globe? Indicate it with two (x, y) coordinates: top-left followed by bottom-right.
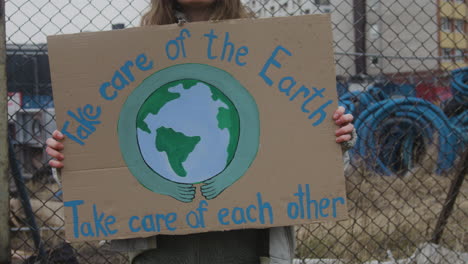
(136, 79), (240, 184)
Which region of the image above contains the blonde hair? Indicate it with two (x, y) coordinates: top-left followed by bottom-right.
(141, 0), (252, 26)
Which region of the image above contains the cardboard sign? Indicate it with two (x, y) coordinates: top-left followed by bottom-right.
(48, 15), (348, 242)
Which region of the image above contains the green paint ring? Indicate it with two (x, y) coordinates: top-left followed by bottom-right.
(118, 63), (260, 194)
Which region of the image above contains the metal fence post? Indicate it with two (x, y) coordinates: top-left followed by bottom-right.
(0, 0), (10, 263)
(353, 0), (367, 75)
(431, 150), (468, 244)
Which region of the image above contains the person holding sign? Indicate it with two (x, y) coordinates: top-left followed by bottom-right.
(46, 0), (355, 263)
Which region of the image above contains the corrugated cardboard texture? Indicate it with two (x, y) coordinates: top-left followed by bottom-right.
(48, 15), (348, 242)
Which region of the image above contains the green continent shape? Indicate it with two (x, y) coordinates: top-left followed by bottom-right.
(155, 126), (201, 177)
(136, 81), (181, 134)
(209, 86), (240, 165)
(181, 79), (200, 90)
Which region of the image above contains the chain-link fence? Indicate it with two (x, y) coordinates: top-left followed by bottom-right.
(3, 0), (467, 263)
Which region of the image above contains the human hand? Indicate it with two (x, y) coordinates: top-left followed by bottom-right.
(46, 130), (65, 168)
(333, 106), (354, 143)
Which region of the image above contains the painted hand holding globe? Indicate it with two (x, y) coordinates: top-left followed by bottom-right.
(46, 106), (354, 169)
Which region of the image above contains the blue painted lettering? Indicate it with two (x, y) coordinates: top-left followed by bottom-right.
(76, 126), (92, 141)
(92, 204), (108, 237)
(186, 211), (200, 228)
(142, 215), (156, 232)
(221, 32), (235, 62)
(120, 61), (135, 82)
(301, 87), (325, 113)
(80, 222), (95, 237)
(246, 205), (257, 223)
(111, 71), (129, 90)
(287, 201), (299, 219)
(196, 200), (208, 228)
(204, 29), (249, 65)
(204, 29), (218, 60)
(61, 104), (101, 145)
(67, 105), (101, 132)
(232, 207), (247, 224)
(83, 104), (100, 119)
(305, 184), (319, 219)
(165, 213), (177, 231)
(288, 184), (344, 220)
(99, 82), (116, 101)
(216, 195), (273, 226)
(176, 29), (191, 58)
(235, 46), (248, 66)
(257, 192), (273, 224)
(128, 213), (178, 233)
(259, 45), (292, 86)
(217, 208), (230, 225)
(64, 200), (84, 238)
(61, 121), (84, 145)
(319, 198), (330, 218)
(166, 29), (191, 60)
(155, 214), (165, 232)
(294, 184), (305, 219)
(135, 53), (153, 71)
(129, 216), (141, 232)
(64, 200), (117, 238)
(332, 197), (345, 218)
(99, 53), (153, 101)
(308, 100), (333, 126)
(259, 46), (334, 128)
(166, 39), (180, 60)
(186, 201), (208, 229)
(278, 76), (296, 96)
